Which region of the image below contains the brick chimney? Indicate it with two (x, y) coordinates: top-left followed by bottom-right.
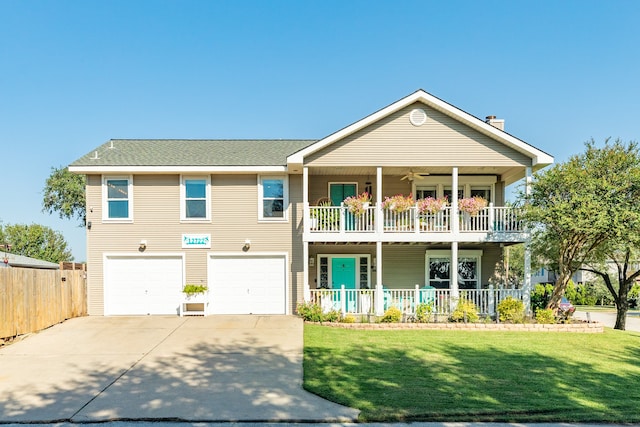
(485, 115), (505, 131)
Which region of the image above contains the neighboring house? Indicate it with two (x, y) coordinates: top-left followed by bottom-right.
(2, 253), (60, 270)
(69, 89), (553, 316)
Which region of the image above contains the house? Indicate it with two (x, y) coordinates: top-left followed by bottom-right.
(69, 89), (553, 316)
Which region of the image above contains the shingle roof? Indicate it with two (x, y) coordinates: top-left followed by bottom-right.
(70, 139), (317, 167)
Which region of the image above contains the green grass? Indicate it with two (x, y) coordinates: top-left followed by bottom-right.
(303, 325), (640, 422)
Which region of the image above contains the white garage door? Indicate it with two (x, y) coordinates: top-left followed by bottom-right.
(209, 254), (286, 314)
(105, 255), (183, 315)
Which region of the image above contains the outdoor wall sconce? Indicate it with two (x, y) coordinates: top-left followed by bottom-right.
(139, 240), (147, 251)
(309, 257), (315, 267)
(372, 257), (377, 272)
(243, 239), (251, 252)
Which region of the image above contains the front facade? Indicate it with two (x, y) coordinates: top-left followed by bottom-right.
(70, 90), (553, 316)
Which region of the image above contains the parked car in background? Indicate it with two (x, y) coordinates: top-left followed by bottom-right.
(559, 297), (576, 315)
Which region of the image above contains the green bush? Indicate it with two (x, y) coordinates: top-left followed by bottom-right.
(323, 309), (342, 323)
(296, 302), (324, 322)
(415, 302), (434, 323)
(341, 314), (356, 323)
(451, 298), (479, 323)
(497, 296), (525, 323)
(535, 308), (556, 324)
(531, 283), (553, 312)
(380, 306), (402, 323)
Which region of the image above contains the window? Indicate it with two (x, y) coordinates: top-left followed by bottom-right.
(416, 186), (437, 199)
(444, 186), (464, 202)
(470, 186), (491, 202)
(103, 176), (133, 221)
(259, 176), (288, 220)
(181, 176), (210, 221)
(425, 250), (483, 289)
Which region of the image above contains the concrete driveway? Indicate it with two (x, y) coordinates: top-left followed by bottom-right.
(0, 316), (359, 423)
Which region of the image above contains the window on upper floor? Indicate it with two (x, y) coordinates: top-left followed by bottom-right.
(103, 176), (133, 221)
(181, 176), (211, 221)
(259, 175), (288, 221)
(470, 186), (491, 203)
(416, 186), (437, 199)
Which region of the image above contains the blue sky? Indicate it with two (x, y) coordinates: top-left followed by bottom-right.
(1, 0), (639, 261)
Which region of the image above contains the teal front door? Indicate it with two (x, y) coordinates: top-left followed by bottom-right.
(332, 258), (356, 290)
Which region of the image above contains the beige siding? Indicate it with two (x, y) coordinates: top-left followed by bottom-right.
(382, 245), (427, 288)
(306, 102), (531, 167)
(85, 173), (297, 315)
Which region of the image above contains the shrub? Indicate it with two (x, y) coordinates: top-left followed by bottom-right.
(380, 306), (402, 323)
(535, 308), (556, 324)
(531, 283), (553, 312)
(415, 302), (434, 323)
(323, 309), (342, 323)
(497, 296), (525, 323)
(450, 298), (479, 323)
(296, 302), (324, 322)
(341, 314), (356, 323)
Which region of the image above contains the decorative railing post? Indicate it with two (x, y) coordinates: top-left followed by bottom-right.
(340, 285), (346, 315)
(488, 284), (495, 317)
(339, 203), (346, 235)
(488, 203), (495, 232)
(375, 282), (384, 315)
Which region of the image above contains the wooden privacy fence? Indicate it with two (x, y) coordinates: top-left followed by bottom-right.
(0, 267), (87, 339)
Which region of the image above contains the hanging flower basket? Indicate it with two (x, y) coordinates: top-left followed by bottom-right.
(416, 197), (448, 214)
(343, 192), (372, 216)
(382, 194), (415, 213)
(458, 196), (488, 215)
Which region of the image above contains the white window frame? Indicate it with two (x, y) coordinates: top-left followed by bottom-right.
(102, 175), (133, 222)
(425, 249), (483, 289)
(258, 175), (289, 222)
(180, 175), (211, 222)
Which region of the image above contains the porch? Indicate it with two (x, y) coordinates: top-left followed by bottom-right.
(309, 284), (523, 319)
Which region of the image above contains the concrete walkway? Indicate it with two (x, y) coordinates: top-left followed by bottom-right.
(0, 316), (359, 423)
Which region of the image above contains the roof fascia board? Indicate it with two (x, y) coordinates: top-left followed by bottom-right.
(68, 165), (288, 174)
(287, 89), (553, 167)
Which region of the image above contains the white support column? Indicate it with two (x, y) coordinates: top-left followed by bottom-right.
(376, 167), (383, 235)
(375, 241), (383, 315)
(451, 167), (459, 234)
(303, 167), (310, 301)
(523, 166), (533, 314)
(451, 241), (459, 310)
(524, 242), (532, 314)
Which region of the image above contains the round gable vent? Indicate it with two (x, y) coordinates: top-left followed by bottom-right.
(409, 108), (427, 126)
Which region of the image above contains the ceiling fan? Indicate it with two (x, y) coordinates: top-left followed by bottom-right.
(400, 170), (428, 182)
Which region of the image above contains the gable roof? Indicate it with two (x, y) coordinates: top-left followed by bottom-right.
(286, 89), (553, 169)
(69, 139), (316, 173)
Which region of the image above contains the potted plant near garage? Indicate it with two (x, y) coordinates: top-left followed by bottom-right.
(180, 283), (209, 316)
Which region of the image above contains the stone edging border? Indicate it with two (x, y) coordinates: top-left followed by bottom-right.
(309, 321), (604, 333)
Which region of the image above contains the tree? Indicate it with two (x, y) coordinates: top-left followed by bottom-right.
(580, 244), (640, 330)
(42, 166), (86, 225)
(0, 223), (73, 263)
(522, 139), (640, 325)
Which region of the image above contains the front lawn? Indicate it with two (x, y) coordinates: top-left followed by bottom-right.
(304, 324), (640, 422)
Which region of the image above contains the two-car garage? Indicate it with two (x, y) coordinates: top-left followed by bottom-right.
(103, 254), (287, 316)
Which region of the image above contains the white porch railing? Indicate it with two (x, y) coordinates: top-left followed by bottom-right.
(308, 204), (523, 234)
(309, 285), (523, 318)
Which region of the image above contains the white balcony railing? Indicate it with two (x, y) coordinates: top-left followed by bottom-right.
(307, 204), (524, 234)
